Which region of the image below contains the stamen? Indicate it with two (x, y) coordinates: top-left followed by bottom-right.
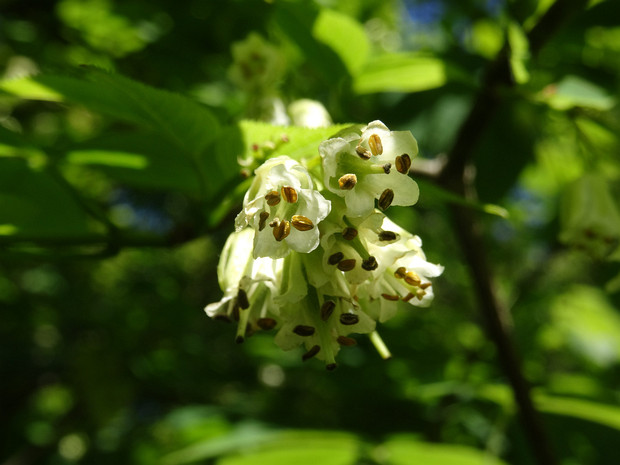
(338, 174), (357, 190)
(383, 163), (391, 174)
(355, 145), (371, 160)
(291, 215), (314, 231)
(378, 230), (397, 241)
(395, 154), (411, 174)
(258, 211), (270, 231)
(337, 259), (356, 271)
(342, 227), (358, 240)
(293, 325), (316, 336)
(281, 186), (298, 203)
(416, 289), (426, 300)
(378, 189), (394, 210)
(320, 300), (336, 321)
(302, 345), (321, 361)
(265, 190), (281, 206)
(420, 282), (432, 290)
(339, 313), (359, 325)
(368, 134), (383, 156)
(237, 289), (250, 310)
(394, 267), (407, 279)
(405, 271), (421, 286)
(337, 335), (357, 346)
(328, 251), (344, 265)
(402, 292), (415, 302)
(272, 220), (291, 241)
(257, 318), (277, 330)
(362, 256), (378, 271)
(381, 293), (400, 301)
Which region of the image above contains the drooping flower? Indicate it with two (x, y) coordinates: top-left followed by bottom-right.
(319, 120), (420, 217)
(235, 156), (331, 259)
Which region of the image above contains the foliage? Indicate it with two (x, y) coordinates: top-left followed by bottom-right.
(1, 0), (620, 464)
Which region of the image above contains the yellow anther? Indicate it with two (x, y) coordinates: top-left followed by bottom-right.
(281, 186), (298, 203)
(291, 215), (314, 231)
(265, 190), (281, 206)
(272, 220), (291, 241)
(395, 154), (411, 174)
(378, 188), (394, 210)
(368, 134), (383, 156)
(338, 174), (357, 190)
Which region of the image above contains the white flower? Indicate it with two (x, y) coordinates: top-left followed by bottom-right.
(205, 228), (284, 343)
(235, 156), (331, 259)
(319, 120), (420, 217)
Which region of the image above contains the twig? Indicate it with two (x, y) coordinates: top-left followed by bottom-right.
(436, 1), (590, 464)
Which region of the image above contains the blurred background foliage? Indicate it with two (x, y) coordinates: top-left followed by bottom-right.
(1, 0), (620, 464)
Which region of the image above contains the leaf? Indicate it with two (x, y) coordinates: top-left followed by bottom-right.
(274, 3), (349, 83)
(381, 434), (508, 465)
(215, 431), (359, 465)
(353, 53), (447, 94)
(62, 131), (203, 196)
(0, 158), (95, 239)
(543, 75), (616, 111)
(0, 67), (221, 155)
(312, 9), (369, 76)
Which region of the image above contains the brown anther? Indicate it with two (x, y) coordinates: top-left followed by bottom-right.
(291, 215), (314, 231)
(355, 145), (371, 160)
(328, 251), (344, 265)
(337, 259), (356, 271)
(265, 190), (281, 206)
(252, 143), (260, 151)
(293, 325), (315, 336)
(326, 363), (338, 371)
(237, 289), (250, 310)
(368, 134), (383, 155)
(240, 168), (251, 178)
(338, 174), (357, 190)
(235, 335), (244, 344)
(378, 230), (397, 241)
(280, 134), (289, 143)
(339, 313), (359, 325)
(402, 292), (415, 302)
(259, 211), (270, 231)
(381, 293), (400, 301)
(362, 256), (378, 271)
(257, 318), (277, 330)
(281, 186), (298, 203)
(320, 300), (336, 321)
(420, 282), (432, 290)
(405, 271), (421, 286)
(395, 154), (411, 174)
(394, 267), (407, 279)
(337, 335), (357, 346)
(383, 163), (391, 174)
(302, 345), (321, 361)
(213, 314), (232, 323)
(378, 188), (394, 210)
(269, 220), (278, 228)
(342, 227), (358, 240)
(272, 220), (291, 242)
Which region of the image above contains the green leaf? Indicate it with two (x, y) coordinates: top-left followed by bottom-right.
(353, 53), (447, 94)
(63, 132), (203, 196)
(313, 9), (369, 76)
(543, 75), (616, 111)
(274, 3), (349, 83)
(215, 431), (359, 465)
(0, 158), (95, 239)
(0, 68), (220, 155)
(239, 120), (351, 163)
(381, 434), (508, 465)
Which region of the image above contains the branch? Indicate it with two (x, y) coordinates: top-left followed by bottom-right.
(436, 1), (590, 464)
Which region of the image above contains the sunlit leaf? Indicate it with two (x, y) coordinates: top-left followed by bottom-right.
(381, 434), (508, 465)
(0, 68), (221, 155)
(215, 431), (359, 465)
(543, 75), (616, 110)
(353, 54), (447, 94)
(313, 9), (369, 76)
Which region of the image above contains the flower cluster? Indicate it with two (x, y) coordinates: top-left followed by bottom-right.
(206, 121), (443, 369)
